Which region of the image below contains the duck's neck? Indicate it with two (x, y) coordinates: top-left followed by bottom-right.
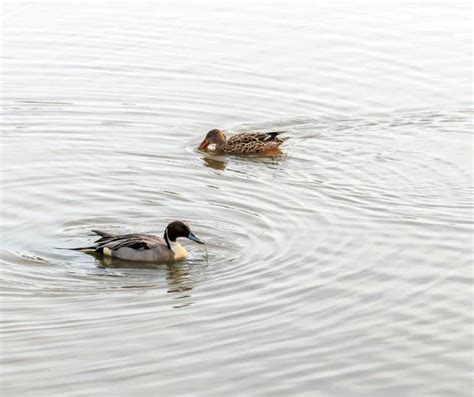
(164, 230), (186, 258)
(214, 134), (227, 150)
(164, 229), (174, 251)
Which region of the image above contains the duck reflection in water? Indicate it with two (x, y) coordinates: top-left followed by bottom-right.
(201, 151), (286, 171)
(95, 256), (195, 308)
(202, 155), (227, 170)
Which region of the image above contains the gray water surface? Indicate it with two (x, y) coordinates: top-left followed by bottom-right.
(1, 1), (473, 396)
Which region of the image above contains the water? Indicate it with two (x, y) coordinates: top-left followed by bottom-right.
(1, 1), (473, 396)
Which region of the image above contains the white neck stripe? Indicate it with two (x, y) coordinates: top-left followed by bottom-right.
(165, 228), (178, 253)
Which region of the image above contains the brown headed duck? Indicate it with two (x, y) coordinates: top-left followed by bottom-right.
(198, 129), (287, 154)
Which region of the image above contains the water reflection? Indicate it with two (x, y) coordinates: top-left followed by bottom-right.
(200, 151), (286, 171)
(166, 263), (194, 309)
(202, 155), (227, 170)
(2, 0), (471, 393)
(94, 255), (195, 307)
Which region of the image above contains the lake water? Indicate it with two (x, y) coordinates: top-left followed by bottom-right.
(1, 1), (473, 396)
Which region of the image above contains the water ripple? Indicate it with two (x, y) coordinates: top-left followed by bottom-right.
(1, 1), (472, 395)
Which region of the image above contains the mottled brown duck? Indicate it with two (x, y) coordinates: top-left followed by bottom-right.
(198, 129), (287, 154)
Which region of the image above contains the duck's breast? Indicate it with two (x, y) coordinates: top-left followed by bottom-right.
(171, 242), (188, 260)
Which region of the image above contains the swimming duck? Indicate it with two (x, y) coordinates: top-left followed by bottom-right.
(73, 221), (204, 262)
(198, 128), (287, 154)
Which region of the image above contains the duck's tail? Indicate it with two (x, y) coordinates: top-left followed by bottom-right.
(54, 246), (97, 252)
(263, 131), (289, 146)
(91, 229), (114, 237)
(263, 131), (286, 141)
(55, 230), (112, 252)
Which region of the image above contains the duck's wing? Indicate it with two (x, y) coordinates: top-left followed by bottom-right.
(65, 233), (165, 256)
(227, 131), (287, 145)
(224, 131), (287, 153)
(260, 131), (287, 142)
(93, 233), (162, 253)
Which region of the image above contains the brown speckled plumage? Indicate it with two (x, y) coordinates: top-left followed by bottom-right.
(198, 129), (287, 154)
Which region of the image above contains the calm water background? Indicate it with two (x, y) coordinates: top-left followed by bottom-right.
(1, 1), (473, 396)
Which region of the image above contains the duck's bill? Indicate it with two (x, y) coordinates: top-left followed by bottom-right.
(188, 232), (204, 244)
(198, 139), (209, 150)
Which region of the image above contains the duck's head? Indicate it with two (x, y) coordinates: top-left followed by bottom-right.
(165, 221), (204, 244)
(198, 129), (226, 150)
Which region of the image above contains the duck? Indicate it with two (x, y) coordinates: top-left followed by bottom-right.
(198, 128), (287, 154)
(72, 220), (204, 262)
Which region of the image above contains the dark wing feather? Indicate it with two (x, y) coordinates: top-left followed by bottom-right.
(262, 131), (286, 141)
(94, 233), (155, 251)
(109, 239), (151, 251)
(228, 131), (286, 144)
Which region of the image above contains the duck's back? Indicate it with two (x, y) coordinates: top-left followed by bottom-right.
(224, 131), (285, 154)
